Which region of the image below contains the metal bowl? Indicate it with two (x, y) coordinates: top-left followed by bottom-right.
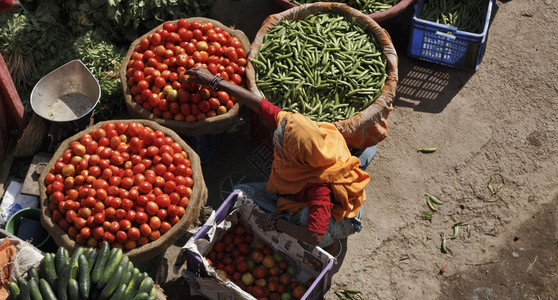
(30, 60), (100, 129)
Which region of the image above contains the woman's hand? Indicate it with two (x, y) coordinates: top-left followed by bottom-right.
(253, 210), (279, 232)
(184, 66), (262, 112)
(184, 66), (215, 86)
(252, 209), (325, 245)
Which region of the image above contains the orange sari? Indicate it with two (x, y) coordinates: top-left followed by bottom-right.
(266, 112), (370, 222)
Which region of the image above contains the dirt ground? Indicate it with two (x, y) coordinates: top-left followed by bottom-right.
(6, 0), (554, 299)
(160, 0), (558, 299)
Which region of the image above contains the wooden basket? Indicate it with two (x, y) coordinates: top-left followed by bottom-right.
(120, 17), (251, 136)
(38, 120), (208, 264)
(247, 3), (398, 149)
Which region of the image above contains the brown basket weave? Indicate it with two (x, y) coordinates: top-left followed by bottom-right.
(246, 3), (398, 149)
(120, 17), (251, 137)
(273, 0), (418, 23)
(38, 120), (208, 264)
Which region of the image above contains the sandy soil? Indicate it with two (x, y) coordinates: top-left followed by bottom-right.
(155, 0), (558, 299)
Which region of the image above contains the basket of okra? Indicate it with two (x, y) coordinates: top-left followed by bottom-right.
(247, 3), (398, 149)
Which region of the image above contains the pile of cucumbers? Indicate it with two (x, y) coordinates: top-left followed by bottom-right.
(7, 241), (157, 300)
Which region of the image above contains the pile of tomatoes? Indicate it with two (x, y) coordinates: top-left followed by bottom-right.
(44, 121), (194, 250)
(125, 18), (248, 122)
(206, 223), (313, 299)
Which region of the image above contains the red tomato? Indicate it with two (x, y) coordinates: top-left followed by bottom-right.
(115, 208), (127, 220)
(140, 224), (152, 237)
(116, 230), (128, 244)
(107, 221), (119, 233)
(94, 212), (105, 224)
(160, 221), (172, 234)
(128, 227), (141, 241)
(149, 216), (161, 230)
(135, 211), (148, 224)
(155, 194), (171, 208)
(103, 231), (115, 243)
(92, 226), (104, 239)
(146, 201), (159, 216)
(105, 207), (116, 220)
(148, 230), (161, 241)
(126, 210), (136, 223)
(150, 32), (162, 45)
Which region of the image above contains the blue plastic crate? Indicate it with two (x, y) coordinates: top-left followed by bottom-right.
(407, 0), (495, 71)
(184, 192), (335, 300)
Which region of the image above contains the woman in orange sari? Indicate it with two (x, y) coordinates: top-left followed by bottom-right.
(186, 67), (377, 257)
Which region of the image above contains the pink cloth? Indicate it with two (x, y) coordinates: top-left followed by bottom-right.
(0, 0), (13, 10)
(0, 53), (27, 160)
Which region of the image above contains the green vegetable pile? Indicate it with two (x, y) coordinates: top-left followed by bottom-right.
(252, 13), (387, 122)
(0, 0), (215, 120)
(71, 30), (126, 121)
(7, 242), (157, 300)
(288, 0), (400, 15)
(419, 0), (489, 33)
(0, 10), (71, 96)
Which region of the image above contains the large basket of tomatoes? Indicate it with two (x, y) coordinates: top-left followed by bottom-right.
(39, 120), (208, 264)
(121, 17), (251, 136)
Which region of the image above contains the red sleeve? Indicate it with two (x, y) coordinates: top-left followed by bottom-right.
(0, 0), (13, 10)
(258, 98), (282, 129)
(295, 183), (333, 235)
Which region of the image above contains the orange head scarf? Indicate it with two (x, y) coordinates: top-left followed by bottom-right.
(266, 112), (370, 221)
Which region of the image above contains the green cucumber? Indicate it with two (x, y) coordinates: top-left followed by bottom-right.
(120, 262), (135, 287)
(124, 272), (147, 300)
(78, 254), (90, 299)
(118, 255), (130, 271)
(109, 284), (128, 300)
(28, 277), (43, 300)
(7, 281), (20, 300)
(17, 276), (31, 299)
(38, 279), (57, 300)
(40, 253), (57, 290)
(91, 241), (111, 284)
(97, 248), (123, 289)
(57, 261), (71, 300)
(99, 264), (125, 300)
(86, 248), (97, 273)
(135, 277), (153, 296)
(148, 287), (157, 300)
(132, 292), (149, 300)
(28, 267), (40, 282)
(55, 247), (69, 276)
(68, 278), (80, 300)
(69, 247), (84, 269)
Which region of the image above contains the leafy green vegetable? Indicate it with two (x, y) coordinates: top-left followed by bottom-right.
(43, 0), (216, 42)
(0, 9), (72, 111)
(71, 30), (126, 121)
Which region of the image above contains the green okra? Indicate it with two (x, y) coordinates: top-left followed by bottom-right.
(418, 147), (437, 153)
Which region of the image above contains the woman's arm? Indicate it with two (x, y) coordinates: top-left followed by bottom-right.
(254, 210), (325, 246)
(184, 66), (261, 112)
(275, 218), (325, 245)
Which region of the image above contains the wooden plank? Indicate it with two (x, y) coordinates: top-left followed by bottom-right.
(20, 152), (51, 196)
